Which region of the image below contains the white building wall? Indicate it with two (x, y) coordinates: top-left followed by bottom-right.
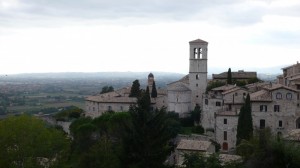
(85, 100), (133, 118)
(167, 90), (192, 117)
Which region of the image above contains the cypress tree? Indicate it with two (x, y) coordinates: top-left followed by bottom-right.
(123, 87), (173, 168)
(151, 81), (157, 98)
(129, 80), (141, 97)
(227, 68), (232, 84)
(236, 94), (253, 145)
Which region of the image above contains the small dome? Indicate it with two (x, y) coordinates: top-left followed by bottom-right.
(148, 73), (154, 78)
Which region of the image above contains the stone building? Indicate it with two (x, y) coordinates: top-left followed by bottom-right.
(85, 39), (209, 118)
(85, 74), (167, 118)
(250, 83), (300, 135)
(167, 39), (208, 117)
(277, 61), (300, 90)
(175, 139), (215, 166)
(202, 85), (249, 152)
(203, 80), (300, 152)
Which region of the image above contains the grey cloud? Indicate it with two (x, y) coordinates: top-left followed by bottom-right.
(1, 0), (298, 27)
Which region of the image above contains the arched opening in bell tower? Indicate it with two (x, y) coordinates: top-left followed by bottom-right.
(198, 48), (202, 59)
(194, 48), (198, 59)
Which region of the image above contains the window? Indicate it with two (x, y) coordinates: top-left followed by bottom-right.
(276, 92), (282, 99)
(205, 99), (208, 105)
(260, 105), (267, 112)
(196, 74), (199, 80)
(279, 120), (282, 127)
(260, 119), (265, 129)
(286, 93), (292, 99)
(274, 105), (280, 112)
(224, 118), (227, 124)
(198, 48), (203, 59)
(108, 106), (112, 111)
(196, 95), (199, 98)
(194, 48), (198, 59)
(196, 84), (198, 87)
(297, 85), (300, 90)
(235, 92), (238, 96)
(224, 131), (227, 140)
(120, 106), (123, 111)
(243, 93), (246, 96)
(93, 107), (95, 111)
(216, 101), (221, 106)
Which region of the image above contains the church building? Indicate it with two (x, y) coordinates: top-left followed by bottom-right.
(85, 39), (209, 118)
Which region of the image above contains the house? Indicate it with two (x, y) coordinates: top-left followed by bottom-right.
(175, 139), (215, 166)
(250, 83), (300, 136)
(277, 61), (300, 91)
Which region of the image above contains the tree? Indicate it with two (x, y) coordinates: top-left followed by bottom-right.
(191, 104), (201, 125)
(237, 129), (300, 168)
(78, 136), (121, 168)
(69, 112), (131, 168)
(0, 115), (70, 168)
(151, 81), (158, 98)
(100, 85), (114, 94)
(236, 94), (253, 145)
(129, 79), (141, 97)
(123, 90), (175, 168)
(227, 68), (232, 84)
(206, 81), (226, 93)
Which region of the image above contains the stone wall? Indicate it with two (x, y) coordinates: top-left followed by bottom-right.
(215, 115), (238, 152)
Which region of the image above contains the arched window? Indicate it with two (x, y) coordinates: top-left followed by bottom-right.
(198, 48), (203, 59)
(286, 93), (292, 99)
(194, 48), (198, 59)
(276, 92), (282, 99)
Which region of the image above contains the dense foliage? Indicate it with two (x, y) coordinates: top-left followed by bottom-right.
(151, 81), (158, 98)
(68, 87), (180, 168)
(100, 85), (114, 94)
(191, 104), (201, 125)
(0, 115), (70, 168)
(124, 90), (176, 168)
(183, 153), (242, 168)
(236, 94), (253, 145)
(227, 68), (232, 84)
(237, 129), (300, 168)
(129, 79), (141, 97)
(54, 106), (83, 121)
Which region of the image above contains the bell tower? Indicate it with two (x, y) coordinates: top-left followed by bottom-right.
(188, 39), (208, 108)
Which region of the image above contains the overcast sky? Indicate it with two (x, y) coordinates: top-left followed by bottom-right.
(0, 0), (299, 75)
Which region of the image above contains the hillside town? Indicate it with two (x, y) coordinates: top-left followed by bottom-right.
(85, 39), (300, 166)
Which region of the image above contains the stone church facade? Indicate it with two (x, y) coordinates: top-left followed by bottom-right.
(85, 39), (208, 118)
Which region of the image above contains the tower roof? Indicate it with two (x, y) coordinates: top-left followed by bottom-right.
(189, 39), (208, 44)
(148, 73), (154, 78)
